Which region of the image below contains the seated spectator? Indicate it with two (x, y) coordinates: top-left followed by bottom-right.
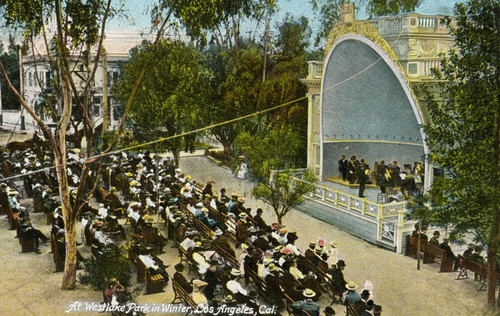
(226, 268), (249, 304)
(328, 260), (347, 300)
(411, 223), (428, 242)
(463, 243), (475, 259)
(327, 241), (339, 267)
(354, 289), (371, 314)
(103, 278), (125, 305)
(323, 306), (336, 315)
(20, 218), (48, 254)
(265, 264), (284, 310)
(192, 279), (208, 305)
(343, 281), (361, 306)
(173, 263), (193, 293)
(360, 300), (375, 316)
(253, 208), (269, 231)
(429, 231), (440, 246)
(202, 263), (219, 301)
(292, 288), (320, 316)
(439, 238), (460, 271)
(471, 245), (485, 264)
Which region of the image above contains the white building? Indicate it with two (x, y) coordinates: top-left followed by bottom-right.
(21, 28), (190, 132)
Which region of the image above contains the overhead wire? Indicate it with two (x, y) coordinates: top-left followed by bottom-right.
(0, 21), (408, 183)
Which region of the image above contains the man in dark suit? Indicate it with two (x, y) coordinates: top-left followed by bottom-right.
(439, 239), (460, 271)
(429, 231), (440, 246)
(338, 155), (348, 181)
(348, 156), (358, 184)
(358, 159), (369, 198)
(265, 264), (284, 310)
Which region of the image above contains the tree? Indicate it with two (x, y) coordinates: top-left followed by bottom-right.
(113, 40), (211, 166)
(234, 126), (306, 182)
(234, 125), (315, 224)
(413, 0), (500, 308)
(0, 0), (176, 289)
(368, 0), (421, 16)
(0, 36), (22, 111)
(253, 169), (317, 224)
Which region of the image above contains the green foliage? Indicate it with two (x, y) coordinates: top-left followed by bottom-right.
(233, 126), (306, 182)
(311, 0), (349, 46)
(0, 36), (20, 110)
(155, 0), (273, 47)
(0, 0), (118, 46)
(78, 244), (134, 291)
(253, 169), (317, 224)
(411, 0), (499, 248)
(368, 0), (421, 16)
(113, 40), (210, 155)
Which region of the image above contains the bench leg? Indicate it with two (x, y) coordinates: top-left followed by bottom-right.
(456, 267), (468, 280)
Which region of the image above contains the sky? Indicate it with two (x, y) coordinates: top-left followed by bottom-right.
(107, 0), (462, 37)
(0, 0), (462, 48)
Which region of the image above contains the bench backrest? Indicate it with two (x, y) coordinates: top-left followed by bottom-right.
(172, 279), (197, 309)
(345, 301), (360, 316)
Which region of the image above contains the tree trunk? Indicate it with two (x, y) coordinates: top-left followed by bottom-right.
(221, 140), (231, 158)
(172, 148), (180, 167)
(58, 51), (75, 290)
(488, 95), (500, 307)
(487, 204), (500, 307)
(62, 211), (77, 289)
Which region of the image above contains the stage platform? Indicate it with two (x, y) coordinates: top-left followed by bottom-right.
(323, 177), (401, 202)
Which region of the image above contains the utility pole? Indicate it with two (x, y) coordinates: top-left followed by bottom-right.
(102, 47), (109, 132)
(0, 75), (3, 126)
(19, 47), (25, 130)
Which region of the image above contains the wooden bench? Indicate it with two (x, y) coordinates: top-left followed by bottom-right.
(297, 255), (339, 305)
(19, 225), (36, 253)
(177, 243), (196, 274)
(171, 279), (197, 315)
(423, 242), (454, 273)
(247, 269), (268, 301)
(145, 269), (167, 294)
(345, 301), (360, 316)
(212, 242), (238, 267)
(284, 293), (313, 316)
(52, 232), (65, 272)
(405, 235), (452, 273)
(405, 234), (426, 257)
(457, 255), (500, 290)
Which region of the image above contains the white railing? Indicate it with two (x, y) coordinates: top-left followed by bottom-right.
(421, 60), (441, 77)
(291, 176), (406, 247)
(418, 17), (436, 28)
(307, 61), (323, 79)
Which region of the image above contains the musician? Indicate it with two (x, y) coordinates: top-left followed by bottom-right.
(358, 159), (370, 198)
(348, 156), (358, 184)
(338, 155), (348, 181)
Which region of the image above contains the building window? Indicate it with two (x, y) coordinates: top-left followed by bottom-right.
(28, 72), (33, 87)
(93, 105), (101, 117)
(93, 96), (102, 104)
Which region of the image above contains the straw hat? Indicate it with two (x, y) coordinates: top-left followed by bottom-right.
(230, 268), (242, 276)
(303, 288), (316, 298)
(346, 281), (358, 290)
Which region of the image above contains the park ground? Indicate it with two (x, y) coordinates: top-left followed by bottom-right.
(0, 129), (497, 316)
